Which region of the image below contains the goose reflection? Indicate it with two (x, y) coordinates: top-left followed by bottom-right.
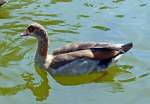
(0, 65), (51, 102)
(21, 65), (51, 101)
(0, 8), (10, 19)
(50, 64), (136, 92)
(52, 64), (136, 88)
(0, 63), (147, 99)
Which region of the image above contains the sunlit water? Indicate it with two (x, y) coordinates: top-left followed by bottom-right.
(0, 0), (150, 104)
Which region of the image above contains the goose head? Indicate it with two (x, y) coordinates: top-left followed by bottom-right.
(21, 23), (48, 40)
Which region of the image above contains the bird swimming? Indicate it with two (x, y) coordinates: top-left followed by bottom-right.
(21, 23), (133, 76)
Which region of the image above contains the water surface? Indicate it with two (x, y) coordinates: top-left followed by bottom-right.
(0, 0), (150, 104)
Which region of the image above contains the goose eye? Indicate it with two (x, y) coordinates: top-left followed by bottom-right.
(28, 26), (35, 32)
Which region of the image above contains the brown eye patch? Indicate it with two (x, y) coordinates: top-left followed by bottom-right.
(28, 26), (35, 32)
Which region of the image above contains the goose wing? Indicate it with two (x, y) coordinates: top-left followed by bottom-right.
(51, 42), (133, 69)
(53, 42), (127, 55)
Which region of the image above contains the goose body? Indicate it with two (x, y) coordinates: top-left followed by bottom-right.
(21, 23), (133, 76)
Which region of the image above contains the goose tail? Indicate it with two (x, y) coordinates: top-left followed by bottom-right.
(121, 42), (133, 53)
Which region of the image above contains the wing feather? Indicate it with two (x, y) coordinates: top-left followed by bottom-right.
(50, 42), (133, 69)
(52, 42), (122, 55)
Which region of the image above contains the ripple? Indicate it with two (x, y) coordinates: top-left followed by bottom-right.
(99, 5), (110, 10)
(0, 65), (50, 102)
(92, 25), (111, 31)
(0, 8), (10, 19)
(51, 0), (72, 4)
(140, 3), (147, 7)
(34, 20), (65, 26)
(0, 0), (149, 103)
(84, 2), (94, 7)
(77, 14), (90, 19)
(51, 29), (79, 34)
(0, 46), (26, 67)
(139, 72), (150, 78)
(112, 0), (125, 3)
(0, 84), (26, 96)
(115, 14), (124, 18)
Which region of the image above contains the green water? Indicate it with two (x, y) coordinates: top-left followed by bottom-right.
(0, 0), (150, 104)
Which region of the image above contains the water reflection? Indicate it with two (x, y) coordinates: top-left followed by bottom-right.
(99, 5), (110, 10)
(51, 29), (79, 34)
(112, 0), (125, 3)
(115, 14), (124, 18)
(0, 0), (149, 103)
(52, 64), (136, 86)
(21, 65), (51, 101)
(0, 44), (25, 67)
(139, 72), (150, 78)
(34, 20), (65, 26)
(77, 14), (90, 19)
(51, 0), (72, 4)
(0, 84), (26, 96)
(84, 2), (94, 8)
(0, 65), (50, 102)
(0, 8), (10, 19)
(93, 25), (111, 31)
(0, 63), (145, 99)
(0, 40), (31, 67)
(139, 4), (147, 7)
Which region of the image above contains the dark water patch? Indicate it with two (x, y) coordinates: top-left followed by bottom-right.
(20, 16), (32, 20)
(0, 47), (24, 67)
(118, 65), (133, 70)
(116, 71), (136, 83)
(92, 25), (111, 31)
(51, 37), (73, 43)
(20, 39), (36, 46)
(0, 84), (26, 96)
(6, 2), (30, 10)
(77, 14), (90, 19)
(112, 0), (125, 3)
(51, 0), (72, 4)
(18, 12), (59, 17)
(140, 3), (147, 7)
(69, 23), (82, 30)
(0, 66), (50, 101)
(51, 29), (79, 34)
(0, 41), (9, 53)
(84, 2), (94, 7)
(115, 14), (124, 18)
(33, 13), (59, 17)
(139, 72), (150, 78)
(0, 38), (33, 67)
(99, 5), (110, 10)
(0, 8), (10, 19)
(34, 20), (65, 26)
(0, 23), (25, 30)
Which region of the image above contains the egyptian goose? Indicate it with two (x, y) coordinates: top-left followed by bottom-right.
(21, 23), (133, 76)
(0, 0), (6, 6)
